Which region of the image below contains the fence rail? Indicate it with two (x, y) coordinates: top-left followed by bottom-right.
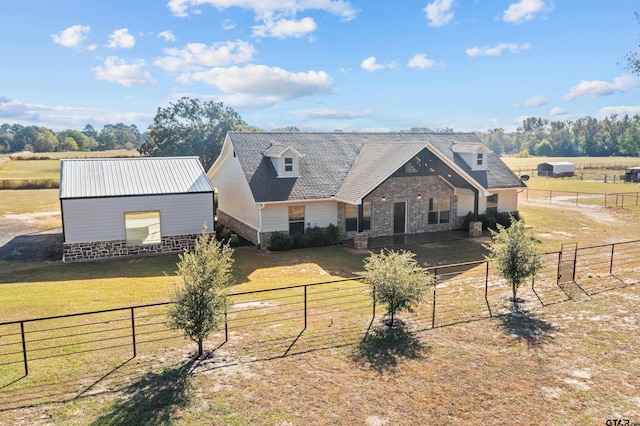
(1, 240), (639, 379)
(522, 188), (640, 208)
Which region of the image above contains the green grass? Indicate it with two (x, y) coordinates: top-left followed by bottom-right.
(524, 176), (639, 193)
(0, 159), (61, 180)
(501, 155), (640, 170)
(0, 189), (60, 215)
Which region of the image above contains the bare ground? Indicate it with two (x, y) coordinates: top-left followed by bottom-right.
(0, 212), (62, 261)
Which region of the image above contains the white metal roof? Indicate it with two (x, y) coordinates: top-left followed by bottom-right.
(60, 157), (213, 199)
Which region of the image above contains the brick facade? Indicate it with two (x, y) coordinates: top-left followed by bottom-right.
(216, 210), (259, 245)
(62, 233), (201, 262)
(337, 175), (458, 240)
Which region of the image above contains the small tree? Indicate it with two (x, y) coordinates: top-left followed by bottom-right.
(168, 228), (234, 357)
(361, 249), (433, 327)
(483, 217), (542, 309)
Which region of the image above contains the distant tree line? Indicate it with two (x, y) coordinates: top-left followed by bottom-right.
(0, 122), (145, 153)
(477, 115), (640, 157)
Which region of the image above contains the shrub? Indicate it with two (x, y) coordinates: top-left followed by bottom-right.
(326, 223), (340, 245)
(270, 232), (294, 251)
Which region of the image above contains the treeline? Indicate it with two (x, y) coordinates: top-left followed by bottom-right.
(477, 115), (640, 157)
(0, 123), (145, 153)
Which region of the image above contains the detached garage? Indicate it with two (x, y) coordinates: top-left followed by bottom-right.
(60, 157), (214, 262)
(537, 161), (575, 177)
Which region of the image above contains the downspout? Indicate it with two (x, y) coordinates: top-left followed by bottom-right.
(257, 203), (265, 247)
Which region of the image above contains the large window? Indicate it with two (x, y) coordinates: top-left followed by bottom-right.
(345, 202), (371, 232)
(288, 205), (305, 235)
(125, 211), (161, 245)
(428, 197), (451, 225)
(486, 194), (498, 213)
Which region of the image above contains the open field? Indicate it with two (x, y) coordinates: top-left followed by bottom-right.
(3, 149), (139, 160)
(501, 155), (640, 170)
(1, 184), (640, 424)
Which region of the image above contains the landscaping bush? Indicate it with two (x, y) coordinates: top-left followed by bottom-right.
(215, 223), (241, 246)
(326, 223), (340, 245)
(269, 232), (294, 251)
(462, 210), (521, 231)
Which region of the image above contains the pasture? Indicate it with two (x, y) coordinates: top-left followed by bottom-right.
(1, 156), (640, 424)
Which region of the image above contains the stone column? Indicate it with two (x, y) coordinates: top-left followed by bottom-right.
(353, 233), (369, 249)
(469, 221), (483, 238)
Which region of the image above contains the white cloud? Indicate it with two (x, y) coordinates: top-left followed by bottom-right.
(94, 57), (156, 86)
(563, 75), (638, 101)
(466, 42), (531, 57)
(167, 0), (358, 21)
(423, 0), (454, 27)
(158, 30), (176, 42)
(361, 56), (397, 72)
(51, 25), (91, 48)
(296, 108), (373, 119)
(253, 17), (317, 38)
(407, 53), (436, 69)
(503, 0), (550, 24)
(180, 64), (332, 103)
(107, 28), (136, 49)
(222, 19), (236, 30)
(522, 95), (546, 107)
(598, 105), (640, 117)
(549, 106), (567, 116)
(155, 40), (255, 72)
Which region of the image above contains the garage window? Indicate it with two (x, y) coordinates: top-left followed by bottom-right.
(125, 211), (161, 245)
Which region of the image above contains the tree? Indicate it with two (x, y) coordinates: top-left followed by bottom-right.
(625, 12), (640, 75)
(140, 97), (250, 169)
(483, 217), (542, 310)
(534, 139), (554, 156)
(59, 137), (79, 151)
(360, 249), (433, 327)
(57, 129), (91, 151)
(168, 228), (235, 357)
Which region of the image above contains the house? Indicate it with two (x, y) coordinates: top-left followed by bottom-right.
(207, 132), (526, 249)
(537, 161), (575, 177)
(60, 157), (214, 262)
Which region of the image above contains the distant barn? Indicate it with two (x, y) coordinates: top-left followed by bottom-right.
(537, 161), (575, 178)
(623, 166), (640, 182)
(60, 157), (214, 262)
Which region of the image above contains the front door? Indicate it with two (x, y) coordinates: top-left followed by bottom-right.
(393, 202), (406, 234)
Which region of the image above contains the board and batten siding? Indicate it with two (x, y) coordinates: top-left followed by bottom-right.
(261, 201), (338, 233)
(208, 140), (260, 230)
(62, 193), (213, 244)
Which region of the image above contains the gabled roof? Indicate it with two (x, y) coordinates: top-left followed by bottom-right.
(225, 132), (525, 204)
(60, 156), (213, 199)
(264, 143), (304, 158)
(452, 143), (489, 154)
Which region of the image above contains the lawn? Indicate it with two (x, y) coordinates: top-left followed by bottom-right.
(501, 155), (640, 170)
(0, 189), (60, 215)
(1, 186), (640, 424)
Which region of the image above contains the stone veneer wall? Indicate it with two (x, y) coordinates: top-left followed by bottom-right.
(363, 175), (457, 238)
(62, 233), (200, 262)
(216, 210), (259, 245)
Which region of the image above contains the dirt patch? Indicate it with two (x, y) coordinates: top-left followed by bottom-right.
(0, 212), (62, 261)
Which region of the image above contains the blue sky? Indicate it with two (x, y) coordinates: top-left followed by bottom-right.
(1, 0), (639, 133)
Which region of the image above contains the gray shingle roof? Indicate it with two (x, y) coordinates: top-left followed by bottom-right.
(60, 156), (213, 199)
(228, 132), (525, 203)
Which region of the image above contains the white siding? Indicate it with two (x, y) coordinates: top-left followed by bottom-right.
(208, 139), (260, 229)
(495, 189), (519, 212)
(62, 193), (213, 244)
(261, 201), (338, 232)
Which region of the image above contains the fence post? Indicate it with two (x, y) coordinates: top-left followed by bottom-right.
(224, 310), (228, 342)
(431, 268), (437, 328)
(130, 307), (136, 358)
(605, 193), (608, 207)
(303, 285), (307, 330)
(20, 321), (28, 376)
(610, 244), (615, 275)
(372, 285), (376, 320)
(485, 261), (491, 317)
(550, 190), (553, 204)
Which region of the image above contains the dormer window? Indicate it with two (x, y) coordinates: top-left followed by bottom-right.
(452, 143), (489, 171)
(264, 143), (304, 178)
(477, 153), (483, 166)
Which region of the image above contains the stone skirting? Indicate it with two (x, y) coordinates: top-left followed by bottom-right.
(216, 210), (259, 245)
(62, 233), (200, 262)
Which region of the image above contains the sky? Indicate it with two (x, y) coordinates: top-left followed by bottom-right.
(1, 0), (639, 134)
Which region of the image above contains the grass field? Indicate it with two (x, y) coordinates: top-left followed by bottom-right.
(2, 174), (640, 423)
(501, 155), (640, 170)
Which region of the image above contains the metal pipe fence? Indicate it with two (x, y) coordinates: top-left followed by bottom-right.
(1, 240), (638, 379)
(522, 188), (640, 208)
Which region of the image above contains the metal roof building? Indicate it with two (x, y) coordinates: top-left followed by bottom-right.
(59, 157), (214, 262)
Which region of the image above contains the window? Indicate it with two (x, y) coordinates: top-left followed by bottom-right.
(284, 157), (293, 172)
(345, 204), (358, 232)
(288, 205), (305, 235)
(345, 202), (372, 232)
(428, 197), (451, 225)
(487, 194), (498, 213)
(476, 153), (483, 166)
(125, 211), (161, 246)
